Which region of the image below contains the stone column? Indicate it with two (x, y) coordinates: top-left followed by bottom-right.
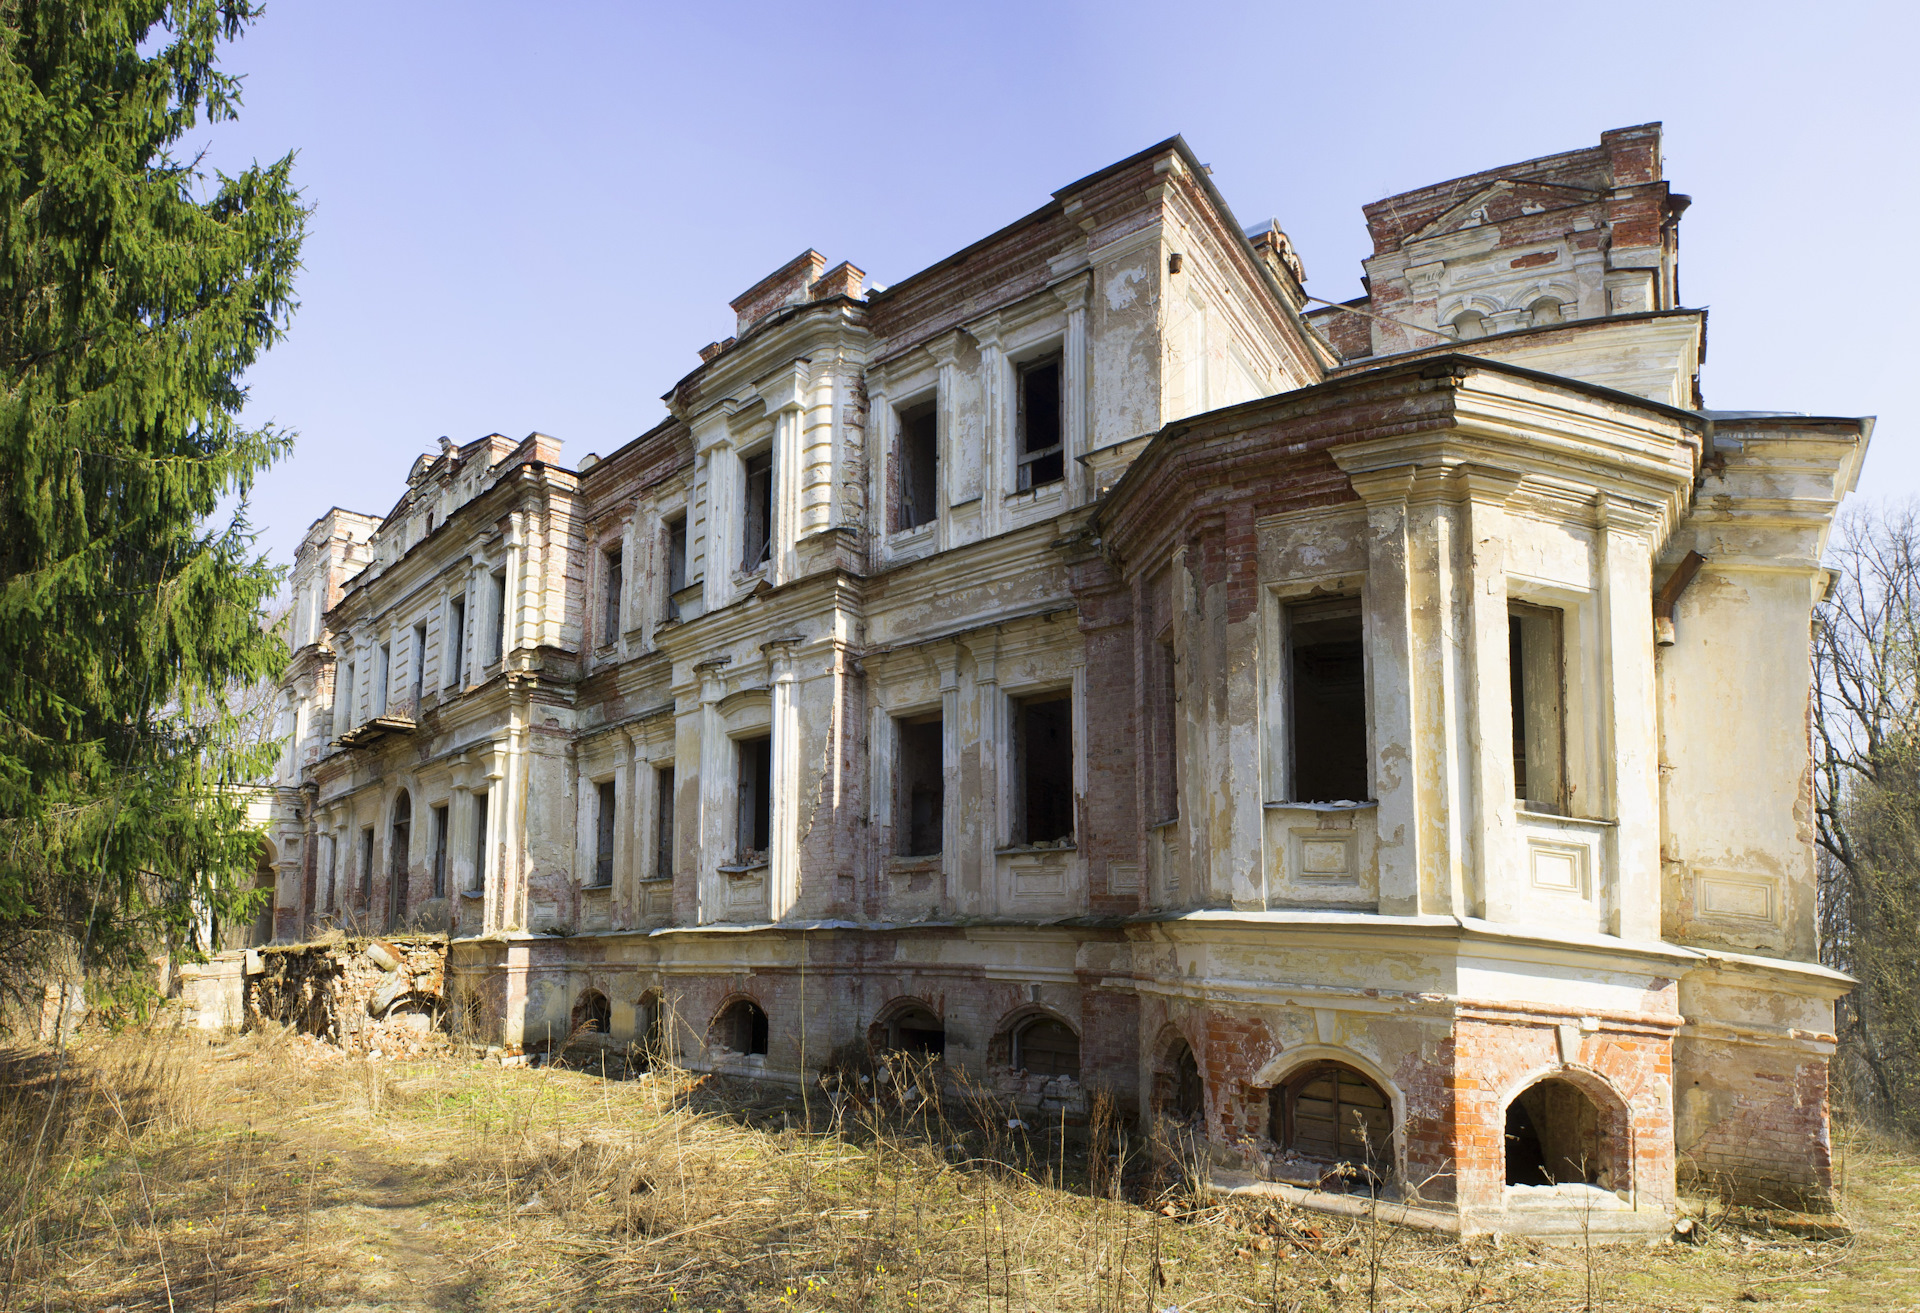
(1458, 466), (1524, 922)
(1052, 275), (1091, 504)
(968, 315), (1005, 538)
(766, 637), (803, 921)
(694, 657), (733, 924)
(1598, 494), (1662, 940)
(928, 332), (970, 533)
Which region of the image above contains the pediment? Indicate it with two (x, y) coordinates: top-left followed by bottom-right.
(1407, 180), (1588, 245)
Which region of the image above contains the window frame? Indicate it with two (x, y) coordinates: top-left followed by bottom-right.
(1011, 689), (1075, 846)
(894, 394), (940, 532)
(1013, 351), (1066, 492)
(740, 448), (773, 572)
(591, 778), (616, 888)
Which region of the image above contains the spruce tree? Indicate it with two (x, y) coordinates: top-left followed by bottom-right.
(0, 0), (306, 1014)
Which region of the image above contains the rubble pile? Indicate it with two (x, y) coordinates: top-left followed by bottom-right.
(248, 935), (448, 1051)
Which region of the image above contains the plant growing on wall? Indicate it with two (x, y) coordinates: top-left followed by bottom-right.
(0, 0), (306, 1012)
(1813, 504), (1920, 1137)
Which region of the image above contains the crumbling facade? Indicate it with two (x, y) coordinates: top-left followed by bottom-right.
(259, 124), (1866, 1233)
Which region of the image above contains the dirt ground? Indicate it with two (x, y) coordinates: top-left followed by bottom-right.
(5, 1026), (1918, 1312)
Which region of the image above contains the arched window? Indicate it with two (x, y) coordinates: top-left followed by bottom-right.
(571, 988), (610, 1035)
(1160, 1038), (1203, 1121)
(715, 998), (768, 1056)
(1012, 1016), (1080, 1080)
(1451, 310), (1487, 340)
(1269, 1062), (1392, 1175)
(1528, 296), (1564, 326)
(875, 1002), (946, 1058)
(1505, 1077), (1603, 1186)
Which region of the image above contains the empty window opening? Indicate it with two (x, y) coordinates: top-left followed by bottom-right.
(376, 642), (392, 715)
(897, 398), (939, 529)
(1528, 296), (1564, 327)
(1451, 309), (1487, 340)
(471, 791), (489, 892)
(593, 779), (616, 887)
(716, 999), (769, 1056)
(359, 827), (374, 905)
(1288, 599), (1369, 803)
(876, 1003), (945, 1058)
(1161, 1039), (1204, 1121)
(411, 622), (428, 706)
(636, 992), (667, 1068)
(446, 596), (465, 688)
(736, 734), (772, 861)
(742, 450), (773, 570)
(897, 714), (944, 856)
(1012, 1016), (1080, 1080)
(664, 514), (687, 619)
(1015, 354), (1064, 490)
(1270, 1063), (1393, 1183)
(571, 989), (611, 1036)
(1015, 693), (1073, 844)
(654, 766), (676, 879)
(489, 570), (508, 665)
(430, 803), (449, 899)
(602, 545), (624, 642)
(1509, 604), (1566, 813)
(338, 661), (355, 728)
(388, 792), (411, 930)
(1504, 1078), (1602, 1187)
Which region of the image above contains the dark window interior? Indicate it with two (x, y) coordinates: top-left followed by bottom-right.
(571, 989), (611, 1035)
(411, 623), (427, 704)
(880, 1004), (946, 1058)
(1016, 354), (1064, 490)
(1289, 600), (1368, 803)
(430, 803), (448, 899)
(1017, 693), (1073, 844)
(897, 398), (939, 530)
(654, 766), (675, 879)
(490, 571), (507, 664)
(1014, 1017), (1080, 1079)
(360, 827), (374, 902)
(665, 515), (687, 619)
(1503, 1077), (1600, 1186)
(719, 999), (769, 1055)
(737, 734), (772, 859)
(446, 597), (465, 688)
(593, 779), (615, 886)
(1166, 1040), (1203, 1120)
(742, 451), (772, 569)
(1150, 631), (1179, 823)
(603, 546), (623, 641)
(898, 714), (943, 856)
(388, 792), (411, 930)
(472, 792), (488, 891)
(1271, 1063), (1392, 1179)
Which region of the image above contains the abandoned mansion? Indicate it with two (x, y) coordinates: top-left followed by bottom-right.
(251, 124), (1866, 1232)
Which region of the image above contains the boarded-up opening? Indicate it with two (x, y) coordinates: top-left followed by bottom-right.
(736, 734), (772, 860)
(876, 1003), (945, 1058)
(1270, 1062), (1392, 1181)
(571, 988), (611, 1035)
(742, 451), (772, 569)
(897, 713), (943, 856)
(897, 398), (938, 529)
(593, 779), (616, 886)
(1509, 604), (1566, 812)
(1015, 693), (1073, 844)
(1505, 1077), (1602, 1186)
(1013, 1016), (1080, 1080)
(1015, 354), (1064, 490)
(716, 999), (769, 1056)
(1288, 599), (1368, 803)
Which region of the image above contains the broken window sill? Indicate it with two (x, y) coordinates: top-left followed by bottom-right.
(718, 860), (769, 876)
(1148, 816), (1180, 831)
(583, 881), (612, 893)
(997, 842), (1076, 857)
(888, 855), (942, 873)
(1516, 809), (1615, 828)
(1264, 800), (1378, 812)
(460, 890), (484, 900)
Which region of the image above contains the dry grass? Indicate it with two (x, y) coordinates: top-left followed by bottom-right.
(4, 1025), (1920, 1311)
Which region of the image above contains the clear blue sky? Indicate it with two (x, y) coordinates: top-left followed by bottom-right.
(201, 0), (1916, 570)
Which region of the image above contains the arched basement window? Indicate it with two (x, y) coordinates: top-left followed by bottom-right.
(1012, 1016), (1080, 1079)
(1270, 1062), (1392, 1175)
(1451, 309), (1487, 340)
(1528, 296), (1564, 326)
(1162, 1038), (1204, 1121)
(877, 1003), (946, 1058)
(571, 989), (610, 1035)
(1505, 1077), (1602, 1186)
(716, 999), (769, 1056)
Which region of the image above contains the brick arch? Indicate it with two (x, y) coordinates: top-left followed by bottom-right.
(986, 1004), (1080, 1072)
(1495, 1062), (1633, 1191)
(1148, 1021), (1205, 1122)
(1251, 1045), (1407, 1142)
